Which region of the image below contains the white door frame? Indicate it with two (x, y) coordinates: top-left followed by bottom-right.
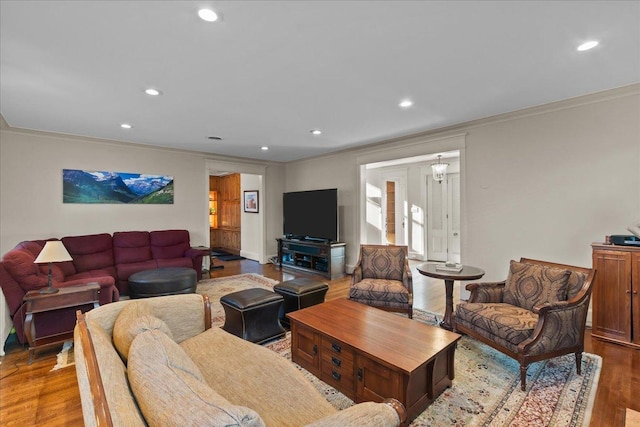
(381, 169), (408, 246)
(205, 159), (267, 264)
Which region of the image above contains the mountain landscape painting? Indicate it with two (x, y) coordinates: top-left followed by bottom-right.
(63, 169), (174, 204)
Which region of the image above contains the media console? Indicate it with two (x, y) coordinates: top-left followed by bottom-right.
(276, 238), (345, 280)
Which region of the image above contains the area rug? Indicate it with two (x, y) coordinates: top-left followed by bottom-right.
(51, 341), (74, 371)
(196, 273), (279, 326)
(264, 309), (601, 427)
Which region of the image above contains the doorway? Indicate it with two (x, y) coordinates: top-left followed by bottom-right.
(361, 150), (461, 262)
(426, 173), (460, 263)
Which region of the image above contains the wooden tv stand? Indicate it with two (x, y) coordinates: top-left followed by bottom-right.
(276, 238), (345, 280)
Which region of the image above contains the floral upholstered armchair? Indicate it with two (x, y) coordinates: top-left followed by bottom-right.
(348, 245), (413, 318)
(455, 257), (596, 391)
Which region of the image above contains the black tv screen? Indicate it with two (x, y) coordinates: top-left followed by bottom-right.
(283, 189), (338, 242)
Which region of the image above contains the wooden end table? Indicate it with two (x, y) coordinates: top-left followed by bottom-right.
(24, 283), (100, 363)
(416, 263), (485, 331)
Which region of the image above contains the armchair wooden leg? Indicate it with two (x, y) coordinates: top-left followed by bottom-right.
(575, 351), (582, 376)
(520, 365), (528, 391)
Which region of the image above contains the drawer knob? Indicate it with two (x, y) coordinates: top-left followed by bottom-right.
(331, 357), (341, 367)
(331, 343), (341, 352)
(357, 367), (363, 381)
(332, 370), (341, 381)
(313, 344), (318, 355)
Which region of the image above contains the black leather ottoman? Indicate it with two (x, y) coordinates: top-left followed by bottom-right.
(128, 267), (197, 299)
(220, 288), (285, 344)
(274, 278), (329, 327)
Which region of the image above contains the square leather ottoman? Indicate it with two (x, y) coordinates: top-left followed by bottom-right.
(274, 278), (329, 327)
(220, 288), (285, 344)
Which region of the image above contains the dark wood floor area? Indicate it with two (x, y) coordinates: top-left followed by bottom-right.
(1, 259), (638, 426)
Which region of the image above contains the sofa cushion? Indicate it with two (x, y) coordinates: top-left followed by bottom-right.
(150, 230), (190, 260)
(155, 257), (193, 270)
(360, 246), (406, 281)
(112, 301), (173, 362)
(181, 327), (337, 426)
(128, 329), (264, 427)
(455, 302), (538, 349)
(113, 231), (152, 264)
(62, 233), (114, 272)
(115, 260), (158, 283)
(503, 260), (571, 311)
(349, 279), (410, 304)
(83, 319), (147, 425)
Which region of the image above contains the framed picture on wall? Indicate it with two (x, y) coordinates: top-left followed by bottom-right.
(244, 190), (259, 213)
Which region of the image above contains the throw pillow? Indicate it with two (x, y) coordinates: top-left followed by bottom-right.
(503, 260), (571, 311)
(128, 330), (265, 427)
(112, 301), (173, 362)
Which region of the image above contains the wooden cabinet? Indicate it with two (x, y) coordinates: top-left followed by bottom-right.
(209, 174), (241, 253)
(591, 243), (640, 348)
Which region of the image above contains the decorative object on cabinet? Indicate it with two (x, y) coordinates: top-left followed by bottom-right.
(243, 190), (259, 213)
(33, 241), (73, 294)
(591, 243), (640, 348)
(63, 169), (174, 204)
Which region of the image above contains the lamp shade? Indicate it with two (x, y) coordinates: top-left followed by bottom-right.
(34, 241), (73, 264)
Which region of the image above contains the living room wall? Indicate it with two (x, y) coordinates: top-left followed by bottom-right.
(284, 85), (640, 287)
(0, 127), (284, 348)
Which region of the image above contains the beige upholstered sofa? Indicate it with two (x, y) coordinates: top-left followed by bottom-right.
(74, 293), (405, 427)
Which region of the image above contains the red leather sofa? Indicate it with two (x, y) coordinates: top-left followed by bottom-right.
(1, 229), (207, 344)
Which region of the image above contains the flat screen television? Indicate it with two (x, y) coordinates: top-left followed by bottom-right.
(283, 188), (338, 243)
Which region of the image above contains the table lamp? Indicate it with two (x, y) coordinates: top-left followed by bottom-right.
(33, 241), (73, 294)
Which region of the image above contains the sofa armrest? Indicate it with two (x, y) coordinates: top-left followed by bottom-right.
(304, 399), (405, 427)
(465, 281), (506, 303)
(402, 259), (413, 294)
(519, 293), (592, 356)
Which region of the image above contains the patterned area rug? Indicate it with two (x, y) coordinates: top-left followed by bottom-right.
(196, 273), (279, 326)
(264, 309), (601, 427)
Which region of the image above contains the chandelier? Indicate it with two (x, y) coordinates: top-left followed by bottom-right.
(431, 155), (449, 183)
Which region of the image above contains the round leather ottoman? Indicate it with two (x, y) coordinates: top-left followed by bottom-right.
(128, 267), (197, 299)
(220, 288), (285, 344)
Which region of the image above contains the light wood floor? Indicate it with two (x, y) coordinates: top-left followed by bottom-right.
(1, 259), (638, 426)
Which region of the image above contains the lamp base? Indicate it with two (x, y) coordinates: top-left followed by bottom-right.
(39, 287), (59, 294)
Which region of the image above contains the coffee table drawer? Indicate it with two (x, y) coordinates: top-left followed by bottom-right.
(320, 355), (355, 397)
(321, 337), (354, 362)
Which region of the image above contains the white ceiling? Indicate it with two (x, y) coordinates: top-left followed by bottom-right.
(1, 1), (639, 163)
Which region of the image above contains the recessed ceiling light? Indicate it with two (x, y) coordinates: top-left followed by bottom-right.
(577, 40), (599, 51)
(261, 146), (269, 151)
(120, 123), (132, 129)
(198, 8), (218, 22)
(310, 129), (322, 135)
(399, 100), (413, 108)
(144, 88), (162, 96)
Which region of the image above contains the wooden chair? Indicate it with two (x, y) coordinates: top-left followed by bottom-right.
(348, 245), (413, 318)
(455, 258), (596, 391)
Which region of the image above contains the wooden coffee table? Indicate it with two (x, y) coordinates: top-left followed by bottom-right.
(287, 299), (461, 423)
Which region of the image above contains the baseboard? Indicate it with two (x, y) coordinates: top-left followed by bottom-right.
(239, 249), (259, 262)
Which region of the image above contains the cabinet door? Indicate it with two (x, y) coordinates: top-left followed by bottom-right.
(290, 324), (320, 376)
(633, 253), (640, 345)
(355, 354), (403, 403)
(592, 249), (632, 342)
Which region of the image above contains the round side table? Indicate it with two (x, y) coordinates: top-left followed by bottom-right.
(416, 263), (485, 331)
